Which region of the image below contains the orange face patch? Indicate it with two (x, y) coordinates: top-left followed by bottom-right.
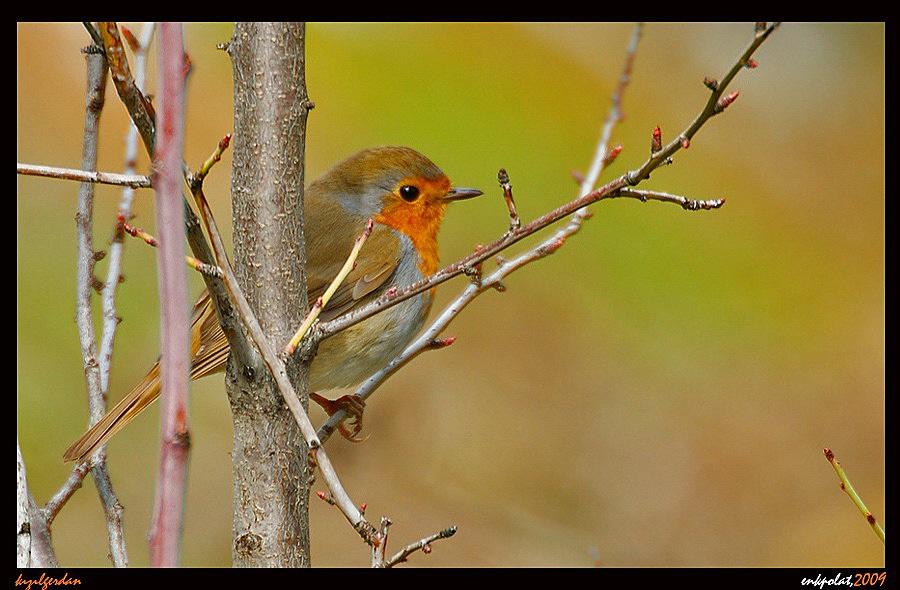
(374, 175), (453, 277)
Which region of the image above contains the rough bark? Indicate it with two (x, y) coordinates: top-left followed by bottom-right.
(227, 21), (313, 568)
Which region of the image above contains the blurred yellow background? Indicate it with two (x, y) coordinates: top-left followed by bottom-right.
(17, 22), (884, 567)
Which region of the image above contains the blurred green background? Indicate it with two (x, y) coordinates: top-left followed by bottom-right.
(17, 22), (884, 568)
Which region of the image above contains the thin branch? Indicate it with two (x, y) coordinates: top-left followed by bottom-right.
(121, 222), (224, 278)
(148, 22), (191, 568)
(71, 38), (129, 568)
(99, 22), (156, 396)
(194, 132), (232, 183)
(498, 168), (519, 232)
(183, 138), (238, 353)
(97, 22), (156, 153)
(624, 22), (780, 187)
(824, 448), (885, 544)
(617, 188), (725, 210)
(283, 218), (374, 355)
(582, 22), (642, 196)
(16, 163), (151, 188)
(73, 37), (107, 451)
(87, 465), (128, 562)
(381, 524), (458, 568)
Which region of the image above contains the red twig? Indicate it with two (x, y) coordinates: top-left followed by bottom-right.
(148, 22), (190, 568)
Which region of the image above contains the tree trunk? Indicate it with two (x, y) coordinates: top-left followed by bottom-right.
(226, 22), (312, 568)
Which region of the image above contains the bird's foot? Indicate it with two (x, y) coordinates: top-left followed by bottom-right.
(310, 392), (368, 442)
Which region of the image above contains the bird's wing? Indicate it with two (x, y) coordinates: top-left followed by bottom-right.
(307, 221), (403, 322)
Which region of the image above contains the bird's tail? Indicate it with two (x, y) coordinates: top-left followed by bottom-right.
(62, 291), (228, 463)
(62, 365), (163, 463)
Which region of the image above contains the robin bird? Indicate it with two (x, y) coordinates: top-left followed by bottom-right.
(63, 145), (482, 463)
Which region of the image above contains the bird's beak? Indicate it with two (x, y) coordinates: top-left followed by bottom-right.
(443, 187), (483, 202)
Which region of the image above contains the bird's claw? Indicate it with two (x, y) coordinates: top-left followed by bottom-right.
(310, 392), (368, 442)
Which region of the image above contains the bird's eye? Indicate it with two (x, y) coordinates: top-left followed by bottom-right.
(399, 185), (420, 202)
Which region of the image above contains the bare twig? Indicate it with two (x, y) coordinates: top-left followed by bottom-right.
(99, 22), (156, 397)
(71, 37), (129, 568)
(186, 256), (224, 279)
(97, 22), (156, 153)
(583, 22), (642, 195)
(16, 163), (151, 188)
(381, 524), (458, 568)
(147, 22), (191, 568)
(624, 22), (779, 187)
(73, 35), (108, 456)
(283, 218), (375, 355)
(121, 222), (224, 278)
(498, 168), (519, 231)
(824, 448), (885, 544)
(195, 132), (232, 183)
(617, 188), (725, 210)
